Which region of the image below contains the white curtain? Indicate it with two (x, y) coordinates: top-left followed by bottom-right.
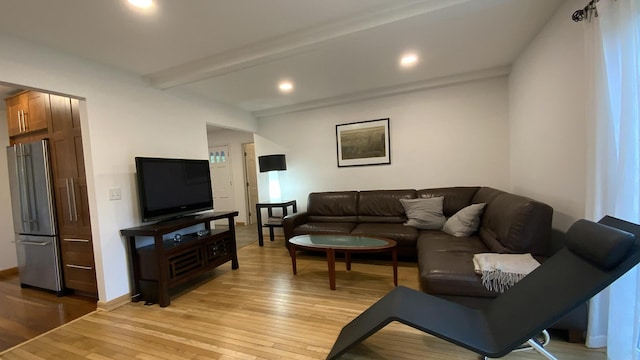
(584, 0), (640, 359)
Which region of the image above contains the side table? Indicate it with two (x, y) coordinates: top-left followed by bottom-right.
(256, 200), (297, 246)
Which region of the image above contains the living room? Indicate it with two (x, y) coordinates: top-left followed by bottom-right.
(0, 0), (637, 358)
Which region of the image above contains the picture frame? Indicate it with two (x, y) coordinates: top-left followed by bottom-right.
(336, 118), (390, 167)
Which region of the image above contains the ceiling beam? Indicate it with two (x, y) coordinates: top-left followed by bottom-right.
(252, 66), (511, 118)
(146, 0), (474, 90)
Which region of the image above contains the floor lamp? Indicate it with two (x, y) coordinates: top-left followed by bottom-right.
(258, 154), (287, 203)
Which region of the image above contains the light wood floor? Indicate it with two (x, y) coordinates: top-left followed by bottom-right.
(0, 226), (606, 359)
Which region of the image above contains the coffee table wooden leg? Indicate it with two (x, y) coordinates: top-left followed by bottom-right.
(345, 252), (351, 271)
(289, 244), (297, 275)
(327, 249), (336, 290)
(392, 247), (398, 286)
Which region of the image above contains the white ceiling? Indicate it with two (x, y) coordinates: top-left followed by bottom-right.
(0, 0), (563, 117)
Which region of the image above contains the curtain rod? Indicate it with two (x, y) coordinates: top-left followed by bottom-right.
(572, 0), (600, 22)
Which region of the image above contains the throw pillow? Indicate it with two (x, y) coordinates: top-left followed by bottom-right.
(399, 197), (446, 230)
(442, 203), (486, 237)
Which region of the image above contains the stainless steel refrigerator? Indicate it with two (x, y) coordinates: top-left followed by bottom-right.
(7, 139), (63, 294)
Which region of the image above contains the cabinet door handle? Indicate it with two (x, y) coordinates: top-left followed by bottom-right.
(70, 178), (78, 222)
(65, 179), (74, 222)
(64, 238), (89, 243)
(22, 110), (28, 131)
(18, 110), (23, 132)
(66, 264), (92, 270)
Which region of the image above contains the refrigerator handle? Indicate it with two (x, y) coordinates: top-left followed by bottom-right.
(15, 239), (49, 246)
(22, 144), (39, 231)
(10, 145), (24, 227)
(41, 141), (57, 230)
(16, 144), (33, 232)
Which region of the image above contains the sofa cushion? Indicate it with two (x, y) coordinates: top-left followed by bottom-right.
(351, 223), (419, 248)
(471, 187), (505, 205)
(399, 197), (446, 230)
(474, 188), (553, 255)
(307, 191), (358, 222)
(442, 203), (486, 237)
(417, 187), (480, 217)
(357, 189), (416, 223)
(417, 231), (496, 297)
(293, 222), (357, 236)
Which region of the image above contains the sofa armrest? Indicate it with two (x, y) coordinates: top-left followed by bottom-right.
(283, 212), (309, 241)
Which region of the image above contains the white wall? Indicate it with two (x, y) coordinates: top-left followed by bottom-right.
(0, 102), (17, 270)
(207, 128), (255, 224)
(256, 77), (511, 210)
(509, 0), (587, 231)
(0, 33), (257, 301)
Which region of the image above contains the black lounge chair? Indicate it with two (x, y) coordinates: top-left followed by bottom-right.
(327, 216), (640, 359)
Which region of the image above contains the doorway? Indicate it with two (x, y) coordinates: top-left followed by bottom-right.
(243, 143), (259, 225)
(209, 144), (235, 212)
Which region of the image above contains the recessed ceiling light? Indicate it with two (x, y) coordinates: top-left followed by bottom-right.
(279, 81), (294, 92)
(128, 0), (153, 9)
(400, 53), (418, 67)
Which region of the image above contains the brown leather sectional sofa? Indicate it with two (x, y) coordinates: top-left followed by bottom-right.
(283, 186), (587, 338)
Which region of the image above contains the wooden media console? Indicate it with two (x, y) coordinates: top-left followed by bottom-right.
(120, 211), (239, 307)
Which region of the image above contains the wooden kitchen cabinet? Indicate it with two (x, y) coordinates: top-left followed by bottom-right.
(4, 90), (97, 296)
(6, 91), (51, 138)
(48, 94), (97, 295)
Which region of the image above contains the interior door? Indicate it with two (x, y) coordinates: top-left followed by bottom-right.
(209, 145), (235, 213)
(242, 143), (259, 225)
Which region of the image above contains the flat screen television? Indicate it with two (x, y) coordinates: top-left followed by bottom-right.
(135, 157), (213, 222)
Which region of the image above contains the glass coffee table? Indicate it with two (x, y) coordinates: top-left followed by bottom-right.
(288, 234), (398, 290)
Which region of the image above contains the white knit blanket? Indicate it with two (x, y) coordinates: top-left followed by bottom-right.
(473, 253), (540, 293)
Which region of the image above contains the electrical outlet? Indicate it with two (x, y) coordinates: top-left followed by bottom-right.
(109, 188), (121, 201)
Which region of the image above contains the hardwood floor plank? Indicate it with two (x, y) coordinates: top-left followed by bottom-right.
(0, 271), (96, 352)
(56, 326), (188, 360)
(81, 316), (252, 360)
(0, 225), (606, 359)
(7, 347), (47, 360)
(38, 336), (92, 358)
(59, 325), (198, 360)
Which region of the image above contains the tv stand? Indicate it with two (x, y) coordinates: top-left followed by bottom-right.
(121, 211), (239, 307)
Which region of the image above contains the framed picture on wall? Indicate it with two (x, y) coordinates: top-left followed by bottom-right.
(336, 118), (390, 167)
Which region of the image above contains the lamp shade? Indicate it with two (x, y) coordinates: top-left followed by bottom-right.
(258, 154), (287, 172)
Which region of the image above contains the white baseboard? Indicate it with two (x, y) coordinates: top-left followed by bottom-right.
(97, 293), (132, 311)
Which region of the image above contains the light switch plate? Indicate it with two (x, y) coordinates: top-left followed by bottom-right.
(109, 188), (122, 201)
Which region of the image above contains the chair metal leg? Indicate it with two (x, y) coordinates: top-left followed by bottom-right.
(527, 336), (558, 360)
(483, 330), (556, 360)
